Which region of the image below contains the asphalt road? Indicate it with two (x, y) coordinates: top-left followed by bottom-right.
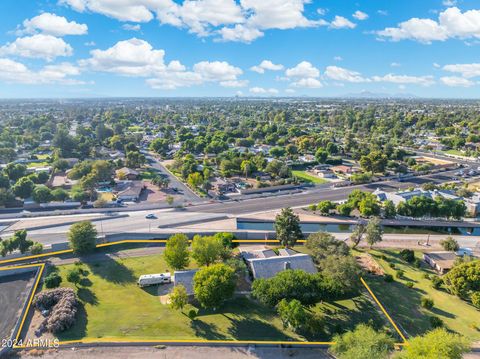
(146, 152), (202, 204)
(192, 168), (467, 215)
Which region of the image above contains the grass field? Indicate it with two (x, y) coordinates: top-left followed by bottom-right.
(44, 253), (393, 342)
(444, 149), (466, 157)
(363, 249), (480, 341)
(27, 161), (49, 168)
(292, 170), (328, 184)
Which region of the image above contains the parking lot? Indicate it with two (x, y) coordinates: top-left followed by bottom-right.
(0, 271), (35, 342)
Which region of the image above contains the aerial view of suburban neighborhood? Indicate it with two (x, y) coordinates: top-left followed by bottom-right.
(1, 1), (480, 359)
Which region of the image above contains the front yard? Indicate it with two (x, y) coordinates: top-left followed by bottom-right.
(363, 249), (480, 341)
(31, 253), (395, 343)
(292, 170), (328, 184)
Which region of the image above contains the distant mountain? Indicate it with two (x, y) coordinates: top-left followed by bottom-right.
(342, 90), (418, 99)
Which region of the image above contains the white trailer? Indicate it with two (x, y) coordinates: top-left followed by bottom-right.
(137, 273), (171, 287)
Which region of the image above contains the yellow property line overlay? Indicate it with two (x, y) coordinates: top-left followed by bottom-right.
(1, 240), (407, 348)
(0, 239), (307, 266)
(0, 263), (45, 344)
(360, 277), (408, 344)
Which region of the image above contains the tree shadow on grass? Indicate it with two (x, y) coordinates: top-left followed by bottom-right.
(77, 287), (99, 306)
(430, 306), (456, 319)
(365, 275), (431, 337)
(84, 253), (135, 284)
(57, 301), (88, 341)
(226, 316), (293, 341)
(190, 319), (228, 340)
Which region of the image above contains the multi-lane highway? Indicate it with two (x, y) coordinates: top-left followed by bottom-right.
(0, 166), (473, 247)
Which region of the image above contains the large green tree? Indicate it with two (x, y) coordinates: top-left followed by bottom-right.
(191, 235), (224, 266)
(275, 208), (303, 248)
(193, 263), (235, 309)
(395, 328), (470, 359)
(330, 324), (394, 359)
(365, 217), (383, 248)
(306, 232), (350, 262)
(277, 299), (309, 332)
(164, 233), (190, 270)
(68, 221), (97, 254)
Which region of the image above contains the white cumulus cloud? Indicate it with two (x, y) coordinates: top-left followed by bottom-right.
(352, 11), (368, 21)
(377, 7), (480, 43)
(0, 34), (73, 61)
(443, 63), (480, 78)
(250, 60), (284, 74)
(440, 76), (475, 87)
(330, 16), (356, 29)
(20, 13), (88, 36)
(324, 66), (369, 83)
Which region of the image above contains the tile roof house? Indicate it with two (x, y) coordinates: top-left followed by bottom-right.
(423, 252), (457, 274)
(242, 249), (317, 279)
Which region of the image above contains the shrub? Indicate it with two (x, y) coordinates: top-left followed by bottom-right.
(33, 288), (78, 333)
(389, 263), (396, 269)
(431, 276), (443, 289)
(429, 316), (444, 328)
(471, 292), (480, 309)
(30, 242), (43, 255)
(414, 259), (422, 268)
(44, 273), (62, 289)
(440, 237), (459, 252)
(421, 297), (434, 310)
(423, 273), (431, 280)
(384, 274), (394, 282)
(188, 309), (197, 320)
(406, 281), (414, 288)
(395, 269), (405, 279)
(400, 249), (415, 263)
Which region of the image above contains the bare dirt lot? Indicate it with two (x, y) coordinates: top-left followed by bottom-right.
(0, 272), (35, 342)
(15, 346), (332, 359)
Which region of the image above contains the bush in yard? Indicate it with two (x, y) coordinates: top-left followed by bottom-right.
(66, 268), (82, 286)
(421, 297), (434, 310)
(384, 274), (394, 282)
(30, 242), (43, 255)
(431, 276), (443, 289)
(44, 272), (62, 289)
(429, 316), (444, 328)
(33, 288), (78, 333)
(395, 269), (404, 279)
(405, 281), (414, 288)
(399, 249), (415, 263)
(471, 292), (480, 309)
(440, 236), (459, 252)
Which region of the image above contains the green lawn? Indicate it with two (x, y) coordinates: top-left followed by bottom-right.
(363, 250), (480, 341)
(49, 255), (299, 341)
(27, 161), (49, 168)
(43, 253), (394, 342)
(444, 149), (466, 157)
(292, 170), (328, 184)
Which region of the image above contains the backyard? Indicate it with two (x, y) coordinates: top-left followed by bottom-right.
(292, 170), (328, 185)
(32, 253), (396, 343)
(363, 249), (480, 341)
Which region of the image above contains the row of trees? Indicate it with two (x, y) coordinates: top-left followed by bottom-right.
(0, 230), (43, 257)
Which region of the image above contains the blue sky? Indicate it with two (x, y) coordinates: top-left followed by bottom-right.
(1, 0), (480, 98)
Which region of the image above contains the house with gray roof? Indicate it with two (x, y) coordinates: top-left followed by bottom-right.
(242, 249), (317, 279)
(173, 269), (198, 295)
